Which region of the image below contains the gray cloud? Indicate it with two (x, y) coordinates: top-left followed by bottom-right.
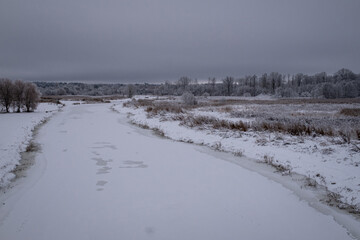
(1, 0), (359, 83)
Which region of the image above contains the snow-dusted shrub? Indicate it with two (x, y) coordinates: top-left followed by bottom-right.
(182, 92), (197, 106)
(202, 92), (210, 98)
(263, 155), (290, 174)
(338, 129), (352, 144)
(300, 91), (311, 98)
(212, 141), (222, 151)
(233, 150), (243, 157)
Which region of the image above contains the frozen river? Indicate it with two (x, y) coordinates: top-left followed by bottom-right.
(0, 103), (358, 239)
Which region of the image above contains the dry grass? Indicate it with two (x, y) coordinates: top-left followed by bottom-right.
(42, 95), (124, 103)
(220, 106), (233, 112)
(233, 150), (244, 157)
(195, 97), (360, 108)
(304, 176), (318, 188)
(124, 98), (360, 140)
(262, 155), (291, 174)
(124, 99), (184, 115)
(324, 192), (360, 215)
(179, 114), (340, 138)
(180, 115), (249, 132)
(253, 121), (334, 137)
(145, 103), (183, 115)
(40, 96), (62, 104)
(340, 108), (360, 117)
(25, 142), (39, 152)
(152, 128), (165, 137)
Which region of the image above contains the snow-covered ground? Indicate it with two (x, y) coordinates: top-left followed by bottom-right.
(0, 103), (61, 188)
(115, 97), (360, 211)
(0, 102), (359, 239)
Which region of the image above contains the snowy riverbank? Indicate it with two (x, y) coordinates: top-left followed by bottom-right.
(0, 103), (61, 188)
(114, 97), (360, 211)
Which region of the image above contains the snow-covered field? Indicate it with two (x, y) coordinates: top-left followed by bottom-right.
(0, 103), (61, 188)
(115, 97), (360, 211)
(0, 101), (359, 239)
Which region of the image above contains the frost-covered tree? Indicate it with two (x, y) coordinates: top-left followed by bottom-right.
(314, 72), (327, 84)
(334, 68), (356, 82)
(23, 82), (40, 112)
(31, 68), (359, 99)
(177, 77), (191, 94)
(208, 77), (216, 95)
(343, 82), (358, 98)
(0, 78), (14, 112)
(268, 72), (283, 93)
(222, 76), (234, 96)
(126, 84), (136, 98)
(13, 80), (26, 112)
(323, 83), (337, 99)
(162, 81), (173, 95)
(259, 73), (268, 90)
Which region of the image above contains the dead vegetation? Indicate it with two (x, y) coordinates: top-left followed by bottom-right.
(25, 141), (40, 152)
(41, 95), (124, 104)
(123, 99), (184, 115)
(145, 103), (183, 115)
(252, 121), (334, 137)
(323, 192), (360, 215)
(195, 97), (360, 108)
(40, 96), (62, 104)
(180, 115), (249, 132)
(124, 98), (360, 141)
(340, 108), (360, 117)
(262, 155), (291, 174)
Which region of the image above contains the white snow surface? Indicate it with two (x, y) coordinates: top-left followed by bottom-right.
(115, 98), (360, 209)
(0, 102), (358, 239)
(0, 103), (61, 188)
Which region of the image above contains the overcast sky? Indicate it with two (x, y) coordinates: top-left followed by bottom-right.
(1, 0), (359, 83)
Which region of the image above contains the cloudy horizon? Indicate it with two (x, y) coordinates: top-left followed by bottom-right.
(1, 0), (359, 83)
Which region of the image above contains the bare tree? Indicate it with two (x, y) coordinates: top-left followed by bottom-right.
(222, 76), (234, 96)
(126, 84), (136, 98)
(23, 82), (40, 112)
(208, 77), (216, 95)
(177, 77), (191, 93)
(13, 80), (26, 112)
(0, 78), (14, 112)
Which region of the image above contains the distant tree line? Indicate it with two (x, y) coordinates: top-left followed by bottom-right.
(0, 79), (40, 113)
(34, 68), (360, 99)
